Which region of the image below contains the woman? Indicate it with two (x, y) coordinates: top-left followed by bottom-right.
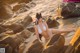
(33, 13), (75, 43)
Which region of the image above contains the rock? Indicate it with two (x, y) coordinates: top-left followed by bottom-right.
(27, 27), (35, 32)
(0, 0), (32, 22)
(46, 34), (65, 46)
(61, 3), (80, 18)
(27, 39), (43, 53)
(27, 34), (65, 53)
(13, 4), (23, 12)
(7, 23), (24, 33)
(0, 37), (17, 53)
(43, 45), (59, 53)
(76, 44), (80, 53)
(19, 43), (26, 53)
(13, 3), (28, 13)
(64, 0), (80, 2)
(19, 0), (32, 3)
(0, 0), (32, 4)
(0, 29), (31, 53)
(0, 3), (12, 20)
(65, 36), (80, 53)
(0, 26), (6, 33)
(47, 19), (59, 28)
(0, 32), (9, 39)
(20, 29), (32, 38)
(42, 34), (65, 53)
(21, 15), (32, 27)
(0, 44), (12, 53)
(0, 23), (24, 34)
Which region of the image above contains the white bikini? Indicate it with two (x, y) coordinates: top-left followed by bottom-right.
(37, 23), (46, 34)
(37, 23), (53, 44)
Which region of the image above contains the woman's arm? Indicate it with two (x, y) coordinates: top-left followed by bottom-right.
(34, 25), (43, 42)
(51, 28), (75, 34)
(43, 21), (75, 34)
(34, 25), (40, 40)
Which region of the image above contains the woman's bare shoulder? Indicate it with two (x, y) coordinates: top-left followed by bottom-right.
(34, 25), (38, 28)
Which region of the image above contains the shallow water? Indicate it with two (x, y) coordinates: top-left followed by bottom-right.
(60, 17), (80, 45)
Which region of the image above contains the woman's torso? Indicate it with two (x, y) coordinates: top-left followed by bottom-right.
(36, 22), (50, 39)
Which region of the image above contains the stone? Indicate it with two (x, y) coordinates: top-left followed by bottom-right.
(13, 3), (28, 13)
(0, 44), (12, 53)
(7, 23), (24, 33)
(0, 29), (32, 53)
(27, 27), (34, 32)
(0, 0), (32, 22)
(19, 43), (26, 53)
(42, 34), (65, 53)
(0, 23), (26, 34)
(0, 26), (6, 33)
(0, 3), (12, 20)
(21, 15), (32, 27)
(27, 34), (65, 53)
(61, 3), (80, 18)
(27, 39), (43, 53)
(20, 29), (32, 39)
(47, 19), (59, 28)
(0, 0), (32, 4)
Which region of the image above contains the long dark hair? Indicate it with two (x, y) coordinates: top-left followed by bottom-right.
(36, 13), (43, 40)
(35, 13), (42, 24)
(36, 13), (42, 20)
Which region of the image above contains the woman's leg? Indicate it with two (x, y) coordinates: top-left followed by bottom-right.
(42, 35), (50, 43)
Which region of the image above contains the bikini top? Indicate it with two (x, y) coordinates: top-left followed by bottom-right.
(37, 23), (47, 34)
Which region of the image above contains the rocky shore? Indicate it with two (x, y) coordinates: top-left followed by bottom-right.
(0, 0), (80, 53)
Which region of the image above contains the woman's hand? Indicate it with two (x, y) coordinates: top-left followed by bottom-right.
(36, 35), (42, 42)
(36, 35), (39, 39)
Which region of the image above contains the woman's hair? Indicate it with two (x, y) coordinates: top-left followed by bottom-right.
(36, 13), (42, 20)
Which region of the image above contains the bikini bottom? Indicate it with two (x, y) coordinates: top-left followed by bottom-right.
(39, 34), (42, 40)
